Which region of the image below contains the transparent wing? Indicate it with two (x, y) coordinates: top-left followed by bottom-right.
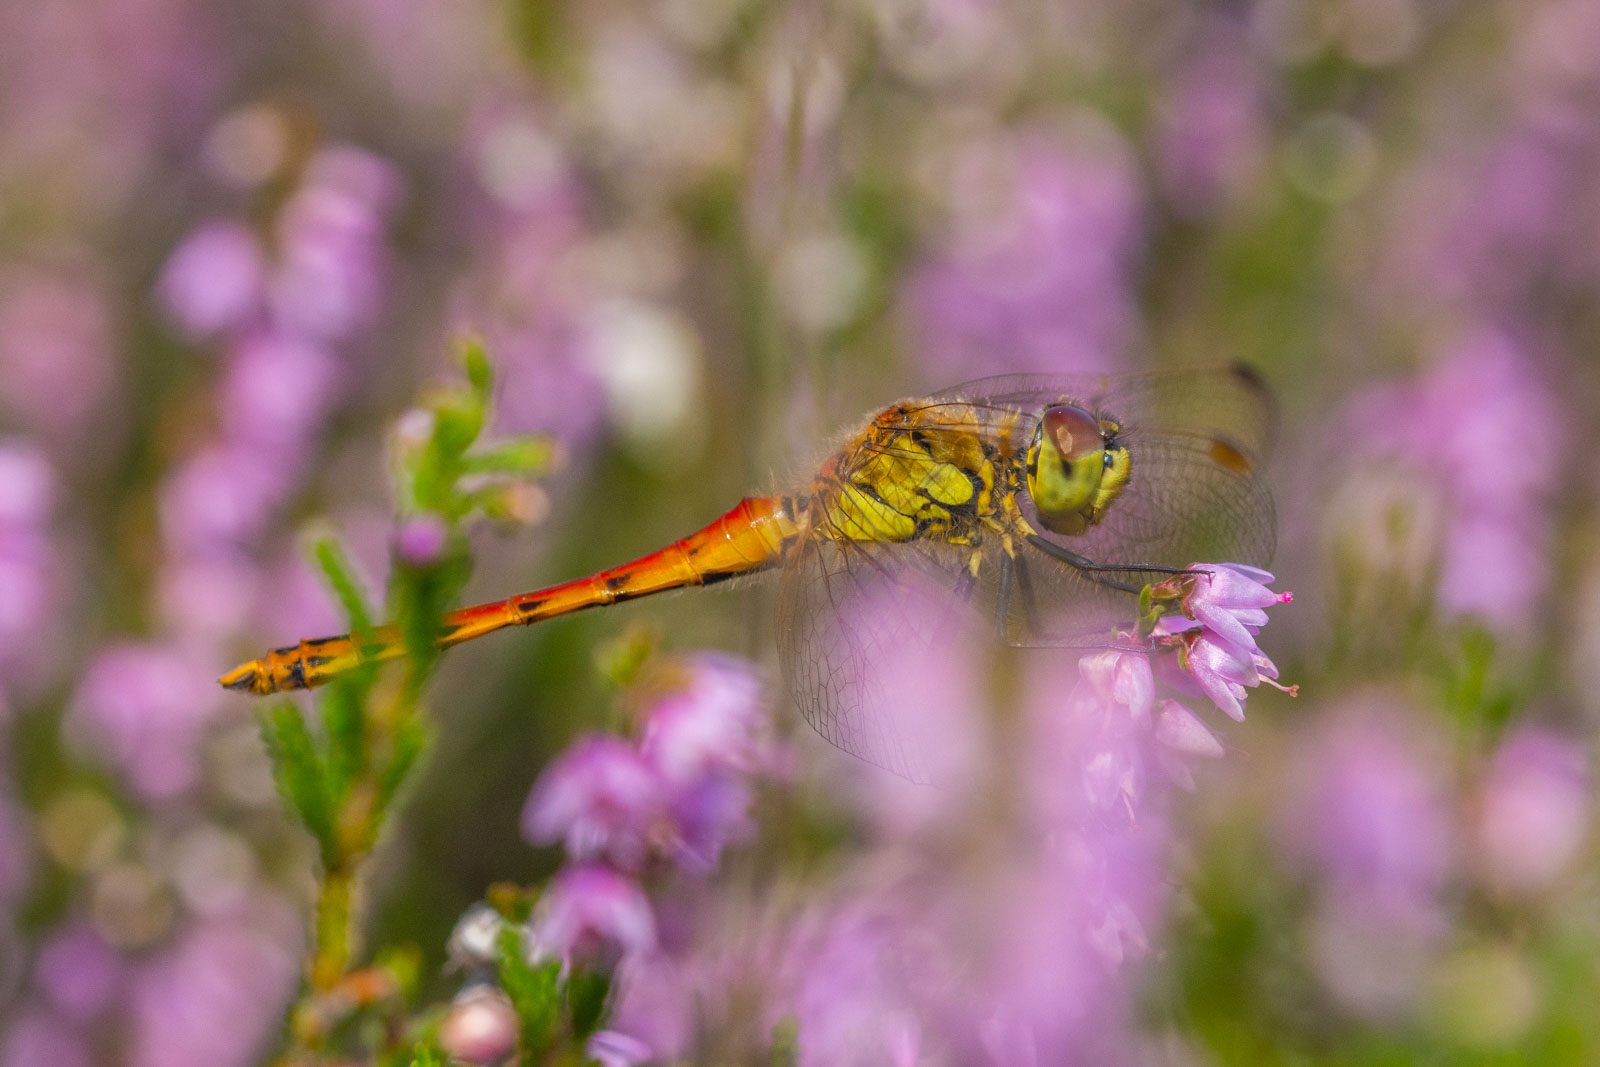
(776, 537), (991, 784)
(924, 363), (1277, 465)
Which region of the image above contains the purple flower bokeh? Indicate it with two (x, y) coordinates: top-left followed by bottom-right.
(901, 123), (1141, 381)
(594, 567), (1289, 1064)
(1283, 704), (1454, 1019)
(68, 644), (221, 801)
(1475, 727), (1590, 896)
(1340, 329), (1566, 630)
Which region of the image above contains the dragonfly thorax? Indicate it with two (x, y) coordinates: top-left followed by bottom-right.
(1025, 404), (1131, 535)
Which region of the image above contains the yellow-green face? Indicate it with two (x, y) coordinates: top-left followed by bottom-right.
(1024, 404), (1132, 535)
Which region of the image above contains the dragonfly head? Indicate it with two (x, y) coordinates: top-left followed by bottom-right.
(1025, 404), (1132, 535)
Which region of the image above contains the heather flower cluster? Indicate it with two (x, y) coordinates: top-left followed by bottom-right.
(1155, 563), (1297, 722)
(573, 567), (1293, 1065)
(428, 654), (782, 1064)
(523, 654), (779, 888)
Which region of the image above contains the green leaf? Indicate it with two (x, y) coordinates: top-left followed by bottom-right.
(594, 627), (657, 690)
(258, 703), (335, 863)
(567, 967), (612, 1038)
(498, 925), (561, 1056)
(376, 716), (430, 814)
(312, 536), (376, 639)
(404, 1046), (446, 1067)
(321, 681), (367, 803)
(431, 391), (484, 465)
(768, 1016), (800, 1067)
(374, 945), (424, 1003)
(461, 436), (555, 476)
(459, 334), (493, 400)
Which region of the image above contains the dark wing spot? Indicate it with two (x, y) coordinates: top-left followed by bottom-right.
(1207, 438), (1254, 475)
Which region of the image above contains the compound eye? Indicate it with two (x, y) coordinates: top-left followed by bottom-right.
(1040, 405), (1105, 461)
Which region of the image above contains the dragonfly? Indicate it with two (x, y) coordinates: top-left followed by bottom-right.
(221, 367), (1275, 780)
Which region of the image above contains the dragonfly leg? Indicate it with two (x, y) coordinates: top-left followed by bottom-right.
(1023, 534), (1196, 578)
(951, 552), (981, 605)
(995, 550), (1014, 641)
(1022, 533), (1160, 594)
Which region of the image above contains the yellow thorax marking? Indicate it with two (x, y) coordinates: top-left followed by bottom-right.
(819, 411), (999, 545)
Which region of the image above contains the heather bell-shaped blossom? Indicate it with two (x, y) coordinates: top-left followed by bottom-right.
(526, 864), (657, 969)
(1157, 562), (1294, 722)
(525, 655), (778, 874)
(587, 1029), (655, 1067)
(522, 735), (671, 873)
(639, 653), (774, 781)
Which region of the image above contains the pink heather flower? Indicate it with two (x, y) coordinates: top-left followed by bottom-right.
(0, 443), (54, 526)
(127, 902), (301, 1067)
(1282, 706), (1453, 1019)
(526, 864), (657, 968)
(1475, 727), (1589, 895)
(522, 735), (670, 872)
(217, 332), (342, 449)
(1155, 563), (1293, 722)
(667, 773), (756, 874)
(1059, 649), (1157, 816)
(268, 146), (400, 342)
(587, 1029), (655, 1067)
(35, 923), (123, 1023)
(159, 443), (300, 552)
(393, 513), (449, 567)
(1152, 699), (1224, 760)
(1152, 698), (1225, 790)
(1182, 563), (1291, 658)
(900, 125), (1140, 381)
(0, 447), (60, 680)
(0, 1009), (91, 1067)
(786, 902), (933, 1067)
(1155, 24), (1267, 218)
(68, 643), (221, 799)
(1287, 708), (1454, 904)
(639, 654), (772, 781)
(1338, 329), (1564, 631)
(0, 266), (116, 442)
(156, 220), (264, 337)
(1181, 630), (1279, 723)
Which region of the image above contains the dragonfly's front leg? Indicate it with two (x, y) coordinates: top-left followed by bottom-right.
(995, 549), (1013, 640)
(1022, 533), (1195, 593)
